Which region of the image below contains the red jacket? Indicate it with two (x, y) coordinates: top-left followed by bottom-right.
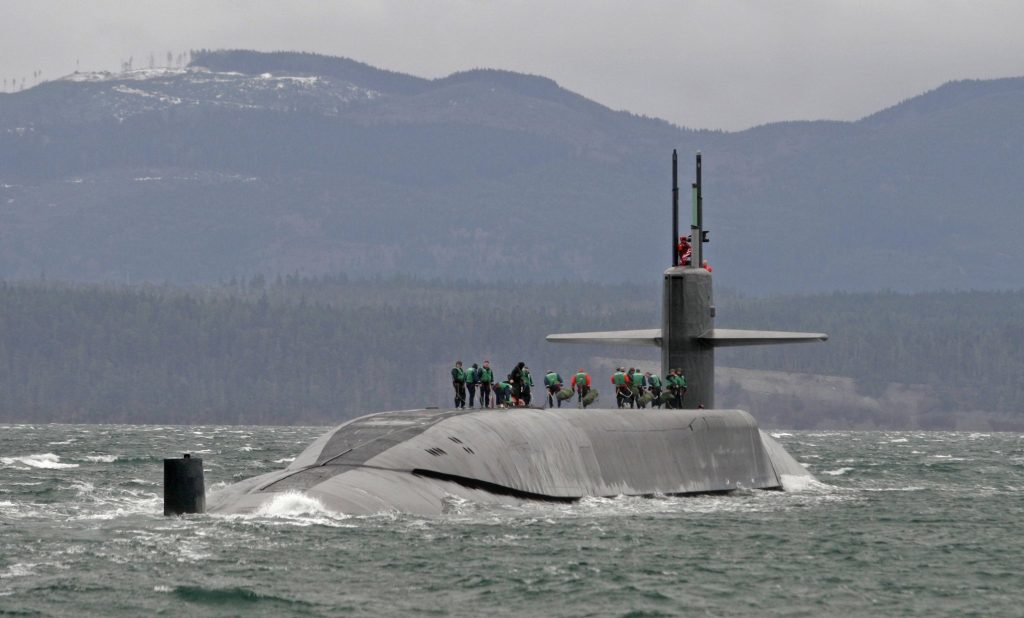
(571, 373), (591, 388)
(677, 238), (692, 265)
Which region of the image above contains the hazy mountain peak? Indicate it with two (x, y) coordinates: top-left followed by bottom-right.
(188, 49), (430, 95)
(862, 75), (1024, 125)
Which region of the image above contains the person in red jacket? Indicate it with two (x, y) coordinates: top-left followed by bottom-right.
(611, 367), (633, 408)
(677, 235), (692, 266)
(702, 259), (713, 272)
(571, 369), (591, 406)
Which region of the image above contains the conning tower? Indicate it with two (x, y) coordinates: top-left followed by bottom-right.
(547, 152), (827, 408)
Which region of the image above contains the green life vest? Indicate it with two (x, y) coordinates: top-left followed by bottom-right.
(523, 370), (533, 387)
(612, 371), (626, 386)
(648, 374), (662, 388)
(452, 367), (466, 382)
(479, 368), (493, 383)
(465, 367), (476, 383)
(576, 372), (587, 386)
(545, 372), (559, 387)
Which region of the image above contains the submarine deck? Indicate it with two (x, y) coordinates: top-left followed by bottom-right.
(207, 407), (808, 515)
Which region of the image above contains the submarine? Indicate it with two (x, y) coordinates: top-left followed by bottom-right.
(206, 152), (827, 516)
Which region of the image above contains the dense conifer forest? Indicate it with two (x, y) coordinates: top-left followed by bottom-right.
(0, 277), (1021, 428)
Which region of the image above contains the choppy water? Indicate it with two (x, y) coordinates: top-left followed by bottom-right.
(1, 425), (1023, 617)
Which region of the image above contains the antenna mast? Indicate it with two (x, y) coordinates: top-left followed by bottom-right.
(671, 150), (679, 267)
(692, 152), (703, 268)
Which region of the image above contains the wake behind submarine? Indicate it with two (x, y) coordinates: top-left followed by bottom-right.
(204, 152), (827, 516)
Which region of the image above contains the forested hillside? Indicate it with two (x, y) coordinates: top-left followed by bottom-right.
(1, 278), (1021, 429)
(1, 50), (1023, 293)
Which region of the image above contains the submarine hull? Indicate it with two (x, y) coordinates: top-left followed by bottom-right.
(208, 408), (811, 516)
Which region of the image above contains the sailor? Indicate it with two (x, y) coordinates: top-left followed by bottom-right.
(667, 368), (687, 409)
(611, 367), (631, 408)
(494, 380), (513, 409)
(451, 361), (467, 409)
(624, 367), (638, 408)
(522, 366), (534, 406)
(464, 364), (479, 407)
(544, 370), (564, 408)
(646, 371), (663, 408)
(677, 235), (692, 266)
(509, 362), (525, 405)
(702, 259), (713, 272)
(478, 360), (494, 408)
(572, 369), (591, 406)
(630, 368), (647, 408)
(665, 368), (678, 408)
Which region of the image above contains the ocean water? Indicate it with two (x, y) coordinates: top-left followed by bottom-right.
(1, 425), (1022, 617)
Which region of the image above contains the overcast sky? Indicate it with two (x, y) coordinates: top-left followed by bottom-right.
(3, 0), (1023, 130)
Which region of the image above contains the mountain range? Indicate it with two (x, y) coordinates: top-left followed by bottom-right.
(2, 49), (1022, 293)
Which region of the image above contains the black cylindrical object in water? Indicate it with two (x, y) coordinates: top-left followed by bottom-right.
(164, 453), (205, 516)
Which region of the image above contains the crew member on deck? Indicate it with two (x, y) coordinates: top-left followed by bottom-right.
(451, 361), (467, 409)
(646, 371), (663, 408)
(495, 380), (513, 409)
(612, 367), (631, 408)
(465, 363), (479, 408)
(509, 362), (525, 405)
(667, 368), (687, 409)
(478, 360), (494, 408)
(630, 368), (647, 408)
(544, 370), (564, 408)
(572, 369), (591, 406)
(522, 366), (534, 406)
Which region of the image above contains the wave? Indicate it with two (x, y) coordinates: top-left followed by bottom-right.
(1, 453), (79, 469)
(779, 474), (836, 492)
(821, 467), (854, 476)
(0, 563), (36, 580)
(168, 585), (311, 609)
(215, 490), (354, 527)
(254, 491), (334, 517)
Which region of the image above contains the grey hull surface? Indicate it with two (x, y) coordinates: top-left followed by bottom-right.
(208, 407), (812, 516)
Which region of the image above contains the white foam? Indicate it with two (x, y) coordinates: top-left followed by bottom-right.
(822, 467), (854, 476)
(255, 491), (333, 518)
(861, 486), (926, 492)
(779, 474), (834, 492)
(82, 455), (118, 463)
(272, 457), (296, 464)
(1, 453), (79, 469)
(770, 432), (793, 438)
(889, 438), (909, 443)
(0, 563), (36, 579)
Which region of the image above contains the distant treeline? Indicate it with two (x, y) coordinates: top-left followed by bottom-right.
(0, 278), (1021, 425)
(717, 289), (1024, 412)
(0, 278), (654, 424)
